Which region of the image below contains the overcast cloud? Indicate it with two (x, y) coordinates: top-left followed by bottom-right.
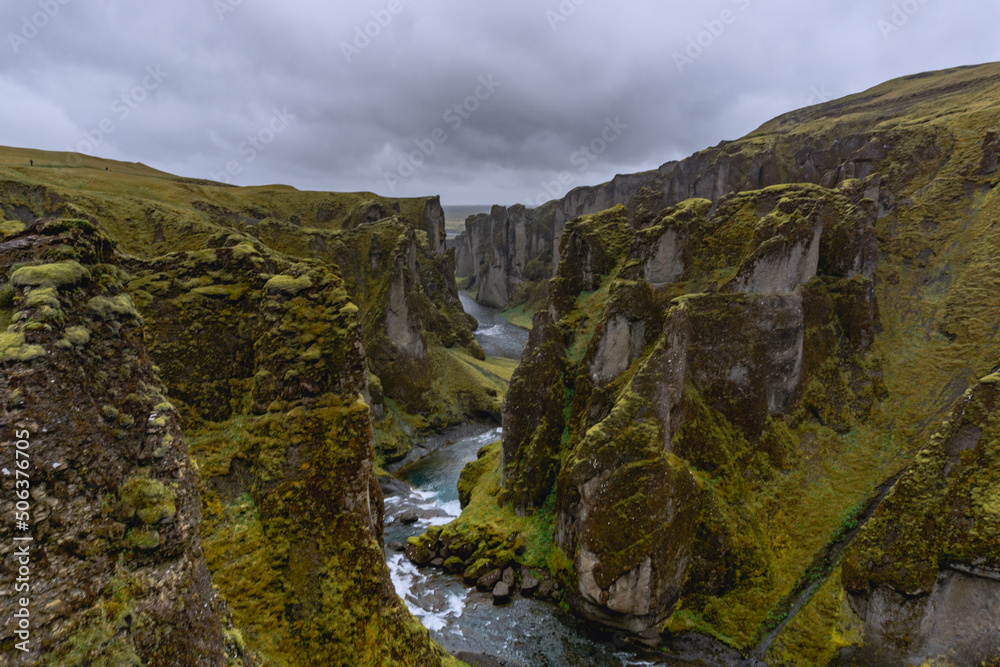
(1, 0), (998, 205)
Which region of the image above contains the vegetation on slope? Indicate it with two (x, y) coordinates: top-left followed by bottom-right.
(444, 62), (1000, 665)
(0, 149), (493, 665)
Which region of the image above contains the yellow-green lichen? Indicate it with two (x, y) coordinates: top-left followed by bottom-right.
(25, 286), (60, 309)
(11, 260), (90, 289)
(0, 219), (26, 238)
(60, 325), (91, 348)
(88, 295), (140, 320)
(264, 274), (312, 295)
(0, 331), (45, 362)
(118, 475), (176, 525)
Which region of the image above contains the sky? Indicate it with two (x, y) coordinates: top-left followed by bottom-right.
(1, 1), (998, 206)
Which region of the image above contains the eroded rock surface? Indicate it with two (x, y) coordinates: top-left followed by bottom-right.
(0, 220), (227, 665)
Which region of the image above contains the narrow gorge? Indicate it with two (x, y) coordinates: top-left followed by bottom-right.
(1, 61), (1000, 667)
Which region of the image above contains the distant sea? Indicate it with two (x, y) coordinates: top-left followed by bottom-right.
(442, 205), (491, 236)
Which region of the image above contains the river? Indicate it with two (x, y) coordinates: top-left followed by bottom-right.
(382, 293), (681, 666)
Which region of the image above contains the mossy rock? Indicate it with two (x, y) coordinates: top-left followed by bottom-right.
(0, 331), (45, 362)
(263, 274), (312, 295)
(88, 295), (140, 321)
(11, 260), (91, 289)
(118, 475), (177, 525)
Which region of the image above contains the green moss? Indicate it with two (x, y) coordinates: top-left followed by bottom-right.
(41, 565), (147, 667)
(0, 331), (45, 362)
(0, 219), (26, 238)
(118, 474), (177, 525)
(60, 325), (91, 348)
(88, 294), (140, 320)
(191, 284), (248, 301)
(458, 442), (498, 508)
(447, 441), (573, 582)
(11, 260), (90, 288)
(25, 286), (60, 309)
(766, 566), (863, 666)
(124, 527), (162, 550)
(263, 274), (312, 294)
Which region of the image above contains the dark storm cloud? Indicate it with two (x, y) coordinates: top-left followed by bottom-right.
(1, 0), (999, 204)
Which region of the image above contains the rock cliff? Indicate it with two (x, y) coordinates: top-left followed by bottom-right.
(462, 62), (1000, 664)
(0, 167), (472, 664)
(0, 220), (228, 665)
(455, 65), (989, 316)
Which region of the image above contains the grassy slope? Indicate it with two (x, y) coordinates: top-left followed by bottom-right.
(696, 67), (1000, 652)
(0, 145), (436, 256)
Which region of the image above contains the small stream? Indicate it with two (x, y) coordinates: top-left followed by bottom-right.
(382, 292), (676, 666)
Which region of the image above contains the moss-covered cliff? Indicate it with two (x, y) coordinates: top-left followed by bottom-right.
(0, 155), (477, 664)
(448, 62), (1000, 665)
(0, 152), (485, 462)
(0, 219), (228, 664)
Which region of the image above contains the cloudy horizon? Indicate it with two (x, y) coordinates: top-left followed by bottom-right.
(2, 1), (999, 206)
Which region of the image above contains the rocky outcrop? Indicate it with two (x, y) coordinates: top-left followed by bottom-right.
(843, 374), (1000, 665)
(0, 214), (463, 664)
(448, 63), (1000, 665)
(457, 205), (556, 309)
(0, 220), (228, 665)
(383, 231), (428, 360)
(0, 159), (491, 463)
(499, 180), (890, 642)
(499, 312), (566, 514)
(454, 71), (982, 313)
(423, 195), (447, 255)
(127, 232), (457, 665)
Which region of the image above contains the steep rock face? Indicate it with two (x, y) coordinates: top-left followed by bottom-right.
(501, 181), (888, 640)
(0, 215), (461, 665)
(423, 195), (447, 255)
(383, 231), (428, 360)
(459, 205), (555, 309)
(127, 233), (458, 665)
(499, 311), (566, 514)
(0, 164), (484, 460)
(454, 68), (1000, 313)
(0, 220), (227, 665)
(448, 63), (1000, 665)
(843, 375), (1000, 665)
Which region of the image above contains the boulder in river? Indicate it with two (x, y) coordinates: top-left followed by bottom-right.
(492, 581), (511, 605)
(443, 556), (466, 574)
(477, 569), (502, 591)
(405, 537), (435, 565)
(536, 578), (557, 600)
(464, 558), (493, 584)
(379, 476), (412, 498)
